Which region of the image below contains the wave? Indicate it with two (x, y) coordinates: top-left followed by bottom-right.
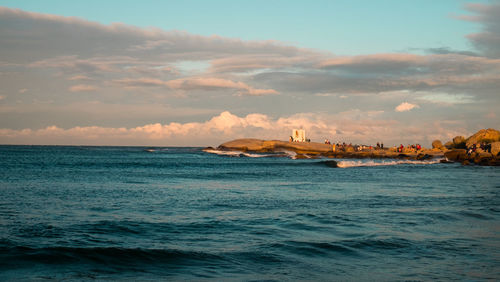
(337, 159), (442, 168)
(144, 148), (169, 153)
(203, 149), (289, 158)
(0, 246), (225, 268)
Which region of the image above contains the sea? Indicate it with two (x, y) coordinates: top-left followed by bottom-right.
(0, 145), (499, 281)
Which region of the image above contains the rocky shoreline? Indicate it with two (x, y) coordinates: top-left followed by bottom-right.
(208, 128), (500, 166)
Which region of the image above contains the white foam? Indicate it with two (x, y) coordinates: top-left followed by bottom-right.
(278, 150), (297, 159)
(144, 148), (168, 153)
(337, 159), (442, 168)
(203, 149), (275, 158)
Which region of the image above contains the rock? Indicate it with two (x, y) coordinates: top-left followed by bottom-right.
(215, 138), (446, 161)
(453, 136), (465, 144)
(440, 159), (453, 163)
(491, 141), (500, 156)
(452, 136), (466, 149)
(473, 152), (493, 165)
(444, 141), (454, 149)
(444, 149), (467, 162)
(432, 140), (444, 150)
(294, 154), (308, 159)
(466, 128), (500, 147)
(218, 138), (333, 154)
(462, 160), (471, 166)
(486, 157), (500, 166)
(416, 153), (432, 160)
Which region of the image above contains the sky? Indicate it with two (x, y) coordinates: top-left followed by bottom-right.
(0, 0), (499, 146)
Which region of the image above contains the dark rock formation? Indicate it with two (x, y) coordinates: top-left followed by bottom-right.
(444, 141), (454, 149)
(416, 153), (432, 160)
(452, 136), (466, 149)
(444, 149), (468, 162)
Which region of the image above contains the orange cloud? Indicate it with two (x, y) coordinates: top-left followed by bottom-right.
(68, 84), (98, 92)
(395, 102), (419, 112)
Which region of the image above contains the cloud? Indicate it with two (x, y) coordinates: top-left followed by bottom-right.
(2, 5), (500, 100)
(68, 75), (92, 81)
(0, 110), (471, 147)
(395, 102), (419, 112)
(461, 2), (500, 58)
(0, 7), (316, 64)
(486, 111), (496, 119)
(0, 6), (499, 146)
(69, 84), (98, 92)
(319, 53), (424, 71)
(417, 93), (475, 105)
(114, 77), (279, 96)
(423, 47), (479, 57)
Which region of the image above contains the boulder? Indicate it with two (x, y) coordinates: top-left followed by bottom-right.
(491, 141), (500, 156)
(444, 149), (467, 162)
(432, 140), (444, 150)
(466, 128), (500, 147)
(452, 136), (466, 149)
(444, 141), (454, 149)
(473, 152), (493, 165)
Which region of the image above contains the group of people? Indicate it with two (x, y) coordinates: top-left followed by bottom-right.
(396, 144), (422, 153)
(467, 142), (492, 155)
(331, 141), (386, 152)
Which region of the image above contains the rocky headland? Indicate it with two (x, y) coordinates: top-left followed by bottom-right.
(442, 128), (500, 166)
(211, 138), (442, 160)
(208, 128), (500, 166)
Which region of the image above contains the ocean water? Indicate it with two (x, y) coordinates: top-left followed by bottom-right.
(0, 145), (499, 281)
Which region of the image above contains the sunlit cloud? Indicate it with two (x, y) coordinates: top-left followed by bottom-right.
(69, 84), (98, 92)
(395, 102), (419, 112)
(0, 111), (470, 147)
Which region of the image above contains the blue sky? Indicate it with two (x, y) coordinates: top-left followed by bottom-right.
(0, 0), (484, 54)
(0, 1), (499, 146)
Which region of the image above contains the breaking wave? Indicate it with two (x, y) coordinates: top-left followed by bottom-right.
(203, 149), (293, 158)
(337, 159), (442, 168)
